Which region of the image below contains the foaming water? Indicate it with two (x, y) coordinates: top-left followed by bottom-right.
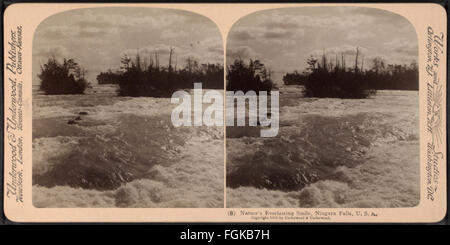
(33, 85), (224, 208)
(227, 86), (419, 208)
(33, 132), (224, 208)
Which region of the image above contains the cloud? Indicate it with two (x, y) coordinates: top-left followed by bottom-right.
(227, 46), (260, 60)
(263, 30), (294, 39)
(229, 25), (304, 45)
(261, 20), (300, 29)
(347, 30), (376, 40)
(225, 7), (417, 81)
(36, 25), (73, 41)
(309, 45), (369, 57)
(253, 10), (375, 30)
(75, 18), (120, 29)
(34, 46), (69, 60)
(77, 28), (113, 38)
(40, 29), (66, 39)
(384, 38), (418, 56)
(160, 29), (188, 39)
(207, 46), (223, 55)
(33, 8), (222, 84)
(230, 30), (253, 41)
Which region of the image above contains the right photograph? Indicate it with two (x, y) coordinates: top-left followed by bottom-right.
(226, 6), (420, 208)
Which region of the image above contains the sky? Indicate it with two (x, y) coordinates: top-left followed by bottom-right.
(33, 7), (223, 84)
(33, 7), (418, 85)
(226, 7), (418, 83)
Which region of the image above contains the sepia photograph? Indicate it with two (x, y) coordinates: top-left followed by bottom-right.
(31, 7), (224, 208)
(2, 2), (446, 224)
(226, 7), (420, 208)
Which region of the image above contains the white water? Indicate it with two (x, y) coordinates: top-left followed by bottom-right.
(227, 86), (420, 208)
(33, 85), (224, 208)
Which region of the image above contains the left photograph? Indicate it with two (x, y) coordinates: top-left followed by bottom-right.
(32, 7), (224, 208)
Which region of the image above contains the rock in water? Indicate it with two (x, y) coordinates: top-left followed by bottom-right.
(67, 120), (77, 125)
(79, 111), (88, 115)
(74, 116), (82, 121)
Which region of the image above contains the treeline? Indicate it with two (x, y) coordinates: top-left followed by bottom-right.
(363, 59), (418, 90)
(112, 50), (223, 97)
(97, 69), (121, 84)
(227, 58), (276, 92)
(282, 70), (307, 85)
(284, 48), (418, 98)
(38, 57), (88, 95)
(38, 48), (223, 96)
